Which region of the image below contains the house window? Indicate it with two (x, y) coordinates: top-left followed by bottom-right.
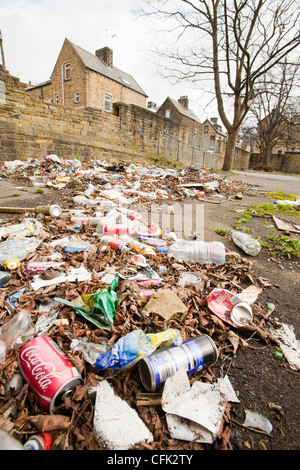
(65, 62), (71, 80)
(104, 94), (112, 113)
(210, 135), (215, 141)
(55, 93), (59, 104)
(165, 109), (171, 118)
(204, 125), (209, 133)
(75, 92), (79, 103)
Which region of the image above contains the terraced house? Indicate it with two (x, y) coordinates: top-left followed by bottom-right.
(26, 38), (147, 112)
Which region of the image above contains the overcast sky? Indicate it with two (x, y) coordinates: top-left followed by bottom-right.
(0, 0), (220, 123)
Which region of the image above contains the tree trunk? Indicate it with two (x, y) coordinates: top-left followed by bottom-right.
(262, 145), (273, 168)
(222, 129), (239, 171)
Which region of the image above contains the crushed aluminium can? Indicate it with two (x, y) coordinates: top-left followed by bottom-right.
(138, 334), (218, 392)
(18, 335), (82, 414)
(100, 235), (128, 253)
(206, 288), (253, 327)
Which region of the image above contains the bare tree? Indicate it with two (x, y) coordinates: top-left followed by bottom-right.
(251, 61), (300, 166)
(140, 0), (300, 170)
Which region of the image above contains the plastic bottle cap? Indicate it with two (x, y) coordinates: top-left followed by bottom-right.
(3, 259), (20, 270)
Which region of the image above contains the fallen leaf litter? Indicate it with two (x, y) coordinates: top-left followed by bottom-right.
(0, 157), (287, 450)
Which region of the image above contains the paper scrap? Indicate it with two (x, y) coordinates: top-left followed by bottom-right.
(243, 410), (273, 434)
(93, 380), (153, 450)
(30, 266), (92, 291)
(270, 323), (300, 370)
(161, 369), (239, 444)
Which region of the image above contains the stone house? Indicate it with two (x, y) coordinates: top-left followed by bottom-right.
(202, 117), (227, 155)
(203, 117), (227, 142)
(255, 112), (300, 155)
(26, 38), (147, 112)
(156, 96), (203, 142)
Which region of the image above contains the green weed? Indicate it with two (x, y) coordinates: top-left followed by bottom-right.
(264, 235), (300, 258)
(259, 240), (271, 248)
(35, 188), (44, 194)
(252, 203), (300, 217)
(215, 228), (231, 236)
(265, 190), (300, 201)
(233, 225), (250, 232)
(236, 211), (253, 223)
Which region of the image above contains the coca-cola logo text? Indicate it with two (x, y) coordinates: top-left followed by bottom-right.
(20, 345), (62, 390)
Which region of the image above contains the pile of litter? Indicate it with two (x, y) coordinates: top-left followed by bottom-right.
(0, 156), (254, 207)
(0, 156), (297, 451)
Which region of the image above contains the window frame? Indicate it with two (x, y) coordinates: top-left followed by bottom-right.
(74, 91), (80, 103)
(64, 62), (71, 81)
(55, 93), (59, 104)
(104, 93), (112, 113)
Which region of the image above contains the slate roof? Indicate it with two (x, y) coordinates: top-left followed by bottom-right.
(203, 118), (227, 137)
(26, 39), (147, 97)
(158, 97), (201, 123)
(69, 40), (147, 97)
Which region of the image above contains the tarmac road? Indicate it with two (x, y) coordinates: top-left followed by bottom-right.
(227, 170), (300, 194)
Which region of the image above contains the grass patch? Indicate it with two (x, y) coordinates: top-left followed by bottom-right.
(236, 211), (253, 224)
(215, 228), (231, 236)
(259, 240), (271, 248)
(264, 235), (300, 258)
(35, 188), (44, 194)
(251, 203), (300, 217)
(12, 193), (20, 197)
(233, 224), (251, 232)
(265, 190), (300, 201)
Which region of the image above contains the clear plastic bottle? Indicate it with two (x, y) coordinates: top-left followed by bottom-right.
(0, 430), (24, 450)
(0, 270), (13, 287)
(232, 230), (261, 256)
(0, 310), (35, 364)
(167, 239), (225, 265)
(0, 238), (41, 268)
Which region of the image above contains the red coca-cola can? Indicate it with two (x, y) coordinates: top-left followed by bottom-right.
(18, 335), (82, 414)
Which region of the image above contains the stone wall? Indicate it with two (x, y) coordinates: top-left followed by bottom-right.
(0, 67), (255, 171)
(249, 152), (300, 173)
(113, 102), (188, 152)
(0, 69), (121, 161)
(232, 146), (251, 170)
(0, 68), (188, 163)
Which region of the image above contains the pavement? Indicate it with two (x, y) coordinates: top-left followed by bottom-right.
(228, 170), (300, 194)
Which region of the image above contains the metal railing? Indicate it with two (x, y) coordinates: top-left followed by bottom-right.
(157, 132), (220, 168)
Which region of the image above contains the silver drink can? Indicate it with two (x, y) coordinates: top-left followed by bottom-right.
(138, 335), (218, 392)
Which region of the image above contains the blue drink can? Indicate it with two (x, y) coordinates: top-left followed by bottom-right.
(138, 335), (218, 392)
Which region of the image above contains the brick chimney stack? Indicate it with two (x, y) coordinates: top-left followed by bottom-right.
(95, 47), (113, 68)
(178, 95), (189, 109)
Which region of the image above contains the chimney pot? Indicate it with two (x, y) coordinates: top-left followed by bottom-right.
(95, 47), (113, 68)
(178, 95), (189, 109)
